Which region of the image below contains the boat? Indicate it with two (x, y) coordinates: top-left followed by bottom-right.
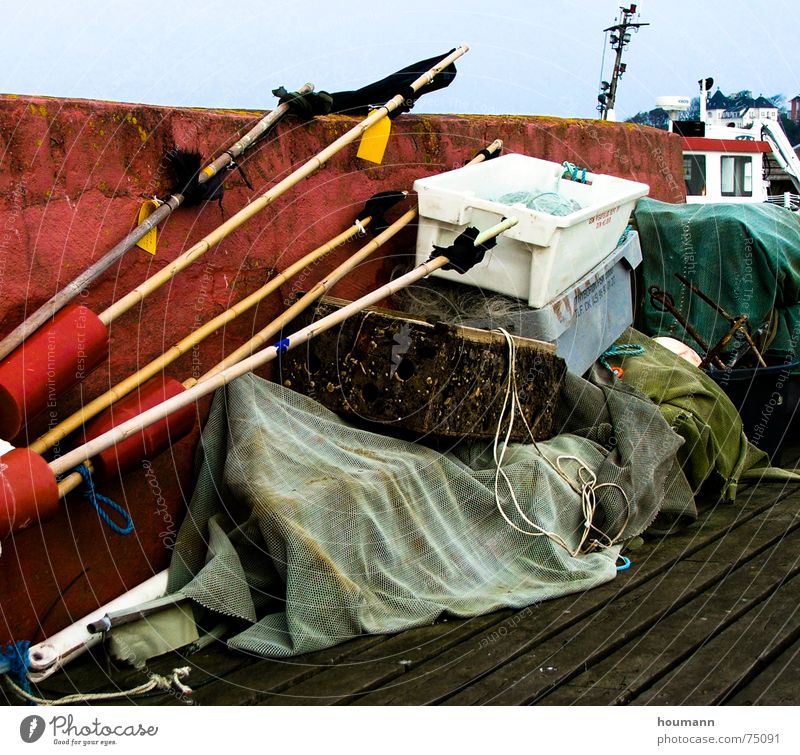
(658, 80), (800, 208)
(0, 89), (682, 667)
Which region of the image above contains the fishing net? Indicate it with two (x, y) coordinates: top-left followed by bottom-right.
(492, 190), (582, 216)
(604, 328), (800, 505)
(160, 369), (691, 658)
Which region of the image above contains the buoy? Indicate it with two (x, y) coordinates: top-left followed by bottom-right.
(81, 377), (196, 480)
(0, 448), (60, 538)
(0, 305), (109, 439)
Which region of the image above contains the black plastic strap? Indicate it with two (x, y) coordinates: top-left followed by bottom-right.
(427, 226), (499, 273)
(356, 190), (408, 234)
(466, 145), (502, 165)
(273, 86), (334, 118)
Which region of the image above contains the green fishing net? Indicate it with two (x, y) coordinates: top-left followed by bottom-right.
(157, 370), (690, 658)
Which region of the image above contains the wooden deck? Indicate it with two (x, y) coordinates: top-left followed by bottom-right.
(6, 443), (800, 707)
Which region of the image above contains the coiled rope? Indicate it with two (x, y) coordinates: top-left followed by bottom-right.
(3, 666), (193, 706)
(492, 328), (631, 556)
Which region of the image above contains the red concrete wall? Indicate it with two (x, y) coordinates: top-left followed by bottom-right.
(0, 94), (684, 644)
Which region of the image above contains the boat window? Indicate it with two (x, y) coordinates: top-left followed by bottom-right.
(683, 154), (706, 196)
(721, 156), (753, 197)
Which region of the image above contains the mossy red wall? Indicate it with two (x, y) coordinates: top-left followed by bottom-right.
(0, 94), (684, 644)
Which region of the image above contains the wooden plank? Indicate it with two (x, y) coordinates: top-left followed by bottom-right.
(726, 635), (800, 705)
(258, 612), (512, 705)
(445, 492), (800, 705)
(537, 519), (800, 705)
(351, 484), (799, 705)
(631, 574), (800, 705)
(186, 634), (389, 706)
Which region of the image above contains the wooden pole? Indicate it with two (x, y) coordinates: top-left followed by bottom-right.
(194, 138), (501, 384)
(54, 136), (500, 497)
(30, 217), (372, 455)
(197, 83), (313, 185)
(49, 212), (514, 479)
(192, 208), (418, 385)
(0, 85), (314, 363)
(96, 45), (470, 328)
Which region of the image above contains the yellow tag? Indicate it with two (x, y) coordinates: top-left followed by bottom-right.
(135, 200), (159, 255)
(356, 110), (391, 164)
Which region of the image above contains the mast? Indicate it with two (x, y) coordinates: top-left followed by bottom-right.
(598, 4), (648, 121)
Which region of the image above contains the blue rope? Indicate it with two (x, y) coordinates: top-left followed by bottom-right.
(616, 555), (632, 572)
(2, 641), (32, 697)
(273, 338), (291, 355)
(74, 464), (134, 536)
(599, 344), (645, 373)
(562, 161), (588, 184)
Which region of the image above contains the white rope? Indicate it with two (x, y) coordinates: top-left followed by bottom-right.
(491, 328), (630, 556)
(3, 666), (192, 706)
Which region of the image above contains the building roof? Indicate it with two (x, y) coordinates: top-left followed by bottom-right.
(707, 90), (731, 110)
(707, 89), (777, 114)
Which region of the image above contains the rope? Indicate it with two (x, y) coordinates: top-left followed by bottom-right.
(599, 343), (645, 373)
(3, 666), (193, 706)
(562, 161), (588, 183)
(73, 464), (134, 536)
(1, 641), (32, 698)
(492, 329), (631, 556)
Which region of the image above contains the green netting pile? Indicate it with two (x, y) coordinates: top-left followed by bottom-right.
(634, 198), (800, 357)
(603, 328), (800, 505)
(152, 370), (691, 659)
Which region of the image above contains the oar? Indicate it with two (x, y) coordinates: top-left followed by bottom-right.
(47, 140), (500, 497)
(0, 46), (469, 440)
(0, 213), (514, 538)
(0, 84), (314, 364)
(27, 191), (408, 456)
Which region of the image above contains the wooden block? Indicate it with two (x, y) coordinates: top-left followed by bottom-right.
(278, 297), (565, 442)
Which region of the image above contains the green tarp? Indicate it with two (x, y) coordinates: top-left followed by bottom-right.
(634, 198), (800, 358)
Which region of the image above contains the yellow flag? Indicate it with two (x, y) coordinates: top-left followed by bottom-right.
(357, 110), (391, 164)
(135, 200), (160, 255)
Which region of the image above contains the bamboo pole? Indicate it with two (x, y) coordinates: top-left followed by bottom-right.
(54, 137), (499, 497)
(193, 208), (418, 385)
(96, 46), (469, 329)
(197, 82), (313, 184)
(49, 214), (515, 479)
(196, 140), (502, 383)
(0, 85), (313, 363)
(30, 216), (372, 455)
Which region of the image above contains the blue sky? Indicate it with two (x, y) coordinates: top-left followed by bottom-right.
(2, 0), (798, 119)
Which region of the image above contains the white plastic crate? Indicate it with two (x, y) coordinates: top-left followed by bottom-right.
(414, 153), (649, 307)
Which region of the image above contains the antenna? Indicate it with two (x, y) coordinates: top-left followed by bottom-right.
(598, 4), (649, 120)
